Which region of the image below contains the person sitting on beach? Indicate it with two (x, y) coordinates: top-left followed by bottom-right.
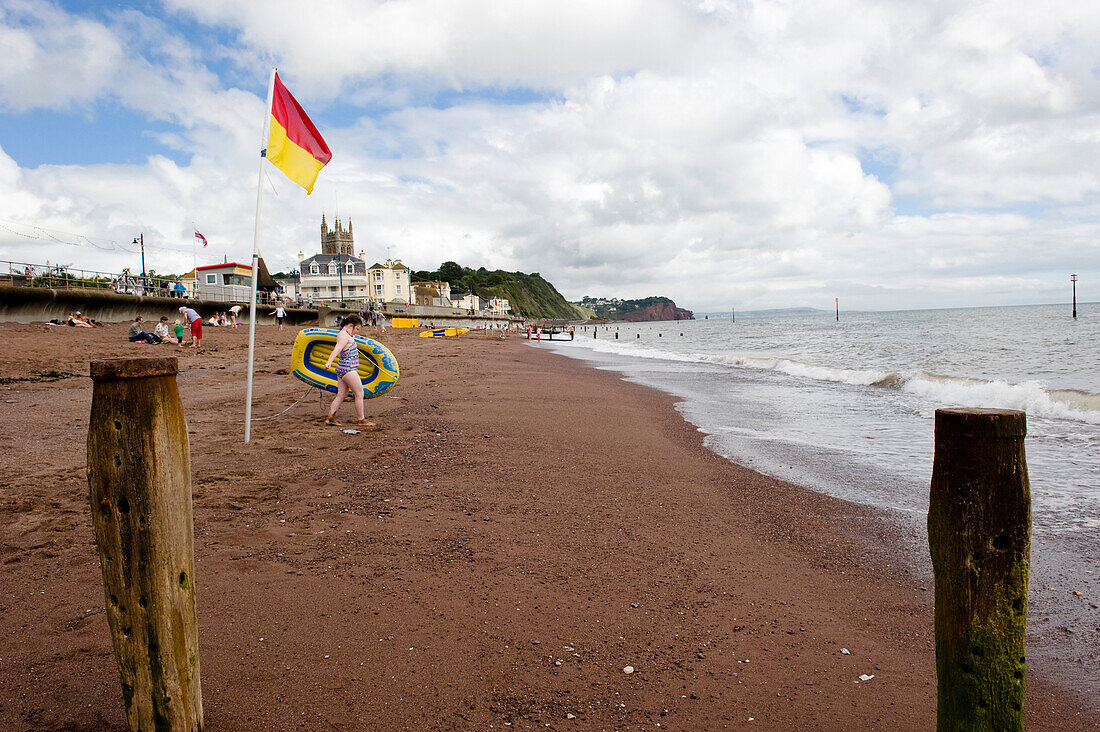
(207, 314), (219, 326)
(179, 306), (203, 348)
(128, 316), (162, 344)
(321, 314), (375, 428)
(66, 312), (93, 328)
(77, 312), (104, 327)
(154, 316), (175, 344)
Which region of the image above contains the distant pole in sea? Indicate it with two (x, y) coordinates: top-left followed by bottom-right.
(835, 297), (839, 321)
(732, 306), (735, 323)
(1071, 274), (1077, 319)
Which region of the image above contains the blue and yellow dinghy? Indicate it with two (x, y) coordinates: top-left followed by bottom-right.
(290, 328), (400, 396)
(418, 327), (470, 338)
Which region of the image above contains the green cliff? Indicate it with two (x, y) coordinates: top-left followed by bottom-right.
(413, 262), (589, 320)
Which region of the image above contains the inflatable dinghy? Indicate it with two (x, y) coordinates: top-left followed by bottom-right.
(290, 328), (399, 396)
(418, 327), (470, 338)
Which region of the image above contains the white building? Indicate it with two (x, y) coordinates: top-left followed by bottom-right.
(298, 252), (372, 303)
(452, 293), (482, 312)
(487, 297), (511, 314)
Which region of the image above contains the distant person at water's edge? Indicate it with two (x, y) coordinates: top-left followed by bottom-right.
(179, 306), (202, 348)
(321, 314), (375, 428)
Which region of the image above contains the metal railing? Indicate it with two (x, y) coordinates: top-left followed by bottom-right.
(0, 260), (283, 304)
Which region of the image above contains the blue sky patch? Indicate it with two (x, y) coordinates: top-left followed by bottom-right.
(0, 105), (186, 168)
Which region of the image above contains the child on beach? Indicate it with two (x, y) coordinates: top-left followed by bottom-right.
(321, 314), (375, 428)
(173, 319), (185, 348)
(273, 303), (286, 329)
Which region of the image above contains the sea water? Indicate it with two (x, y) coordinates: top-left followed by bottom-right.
(541, 302), (1099, 697)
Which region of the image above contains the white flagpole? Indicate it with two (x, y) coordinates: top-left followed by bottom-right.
(244, 66), (277, 444)
(190, 221), (198, 287)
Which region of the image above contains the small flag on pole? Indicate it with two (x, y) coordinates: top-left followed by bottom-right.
(264, 72), (331, 195)
(194, 231), (208, 247)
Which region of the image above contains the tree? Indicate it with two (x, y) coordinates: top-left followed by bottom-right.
(438, 261), (464, 283)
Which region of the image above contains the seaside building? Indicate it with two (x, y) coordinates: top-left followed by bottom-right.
(181, 260), (278, 301)
(274, 273), (300, 302)
(367, 259), (412, 305)
(487, 297), (510, 315)
(297, 216), (370, 303)
(411, 280), (452, 307)
(452, 293), (482, 313)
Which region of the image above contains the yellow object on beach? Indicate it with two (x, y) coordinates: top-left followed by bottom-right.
(391, 317), (418, 328)
(289, 328), (399, 395)
(419, 327), (470, 338)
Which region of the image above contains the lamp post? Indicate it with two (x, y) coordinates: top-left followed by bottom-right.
(1071, 274), (1077, 319)
(133, 234), (145, 288)
(338, 255), (345, 305)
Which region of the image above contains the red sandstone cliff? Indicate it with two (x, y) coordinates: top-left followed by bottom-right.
(621, 301), (694, 322)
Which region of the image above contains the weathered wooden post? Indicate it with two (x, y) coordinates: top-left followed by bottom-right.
(928, 408), (1029, 732)
(87, 356), (203, 731)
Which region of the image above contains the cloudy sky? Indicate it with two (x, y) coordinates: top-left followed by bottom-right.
(0, 0), (1097, 312)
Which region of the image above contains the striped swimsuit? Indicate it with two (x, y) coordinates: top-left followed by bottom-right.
(334, 338), (359, 378)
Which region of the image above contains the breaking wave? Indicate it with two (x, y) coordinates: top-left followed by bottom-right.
(554, 337), (1100, 424)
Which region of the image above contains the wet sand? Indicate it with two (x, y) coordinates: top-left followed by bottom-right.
(0, 322), (1094, 730)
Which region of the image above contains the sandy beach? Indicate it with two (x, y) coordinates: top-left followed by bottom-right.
(0, 321), (1094, 730)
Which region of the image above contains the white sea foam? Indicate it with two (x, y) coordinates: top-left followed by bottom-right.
(552, 337), (1100, 424)
(899, 374), (1100, 425)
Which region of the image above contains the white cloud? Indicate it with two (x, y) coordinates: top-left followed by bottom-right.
(1, 0), (1099, 310)
(0, 0), (123, 111)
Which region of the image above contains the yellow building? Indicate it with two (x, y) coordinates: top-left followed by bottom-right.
(367, 259), (412, 305)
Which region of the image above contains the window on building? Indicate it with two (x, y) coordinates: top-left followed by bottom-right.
(328, 263), (337, 275)
(373, 271), (382, 281)
(345, 263), (354, 274)
(206, 274), (216, 284)
(310, 263), (319, 275)
(396, 284), (401, 294)
(374, 284), (383, 295)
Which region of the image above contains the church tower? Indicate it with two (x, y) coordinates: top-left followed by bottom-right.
(320, 213), (354, 256)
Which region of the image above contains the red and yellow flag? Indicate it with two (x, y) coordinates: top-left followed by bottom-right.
(265, 72), (332, 195)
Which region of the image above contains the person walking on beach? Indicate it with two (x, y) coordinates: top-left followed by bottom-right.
(321, 314), (375, 428)
(273, 303), (286, 329)
(179, 306), (203, 348)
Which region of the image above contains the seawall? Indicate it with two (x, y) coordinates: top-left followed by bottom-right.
(0, 286), (525, 328)
(0, 286), (303, 325)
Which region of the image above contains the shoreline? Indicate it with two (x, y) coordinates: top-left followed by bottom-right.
(538, 333), (1100, 712)
(0, 322), (1094, 729)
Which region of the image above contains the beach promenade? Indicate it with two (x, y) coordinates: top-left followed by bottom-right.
(0, 322), (1094, 730)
